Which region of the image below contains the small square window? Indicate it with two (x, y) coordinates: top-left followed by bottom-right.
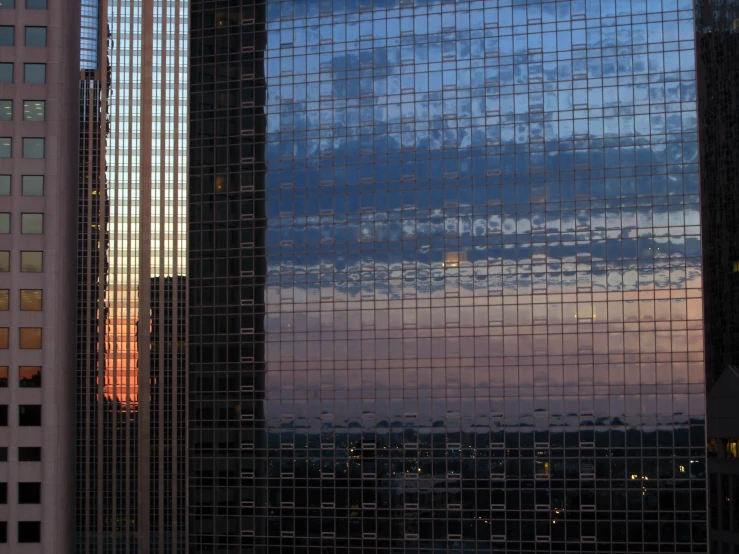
(0, 290), (7, 310)
(24, 27), (45, 47)
(0, 175), (8, 195)
(0, 328), (6, 349)
(18, 483), (40, 504)
(18, 447), (41, 461)
(0, 367), (6, 388)
(19, 366), (40, 387)
(22, 137), (44, 158)
(20, 251), (42, 272)
(0, 251), (7, 272)
(0, 137), (11, 158)
(0, 406), (6, 425)
(23, 100), (43, 121)
(0, 0), (14, 8)
(19, 327), (41, 349)
(18, 405), (41, 426)
(22, 175), (42, 195)
(17, 521), (40, 543)
(0, 100), (11, 121)
(0, 63), (11, 83)
(26, 0), (45, 8)
(0, 213), (7, 233)
(0, 27), (13, 46)
(20, 289), (41, 310)
(24, 63), (45, 84)
(0, 522), (6, 544)
(0, 448), (6, 461)
(21, 213), (43, 234)
(0, 483), (5, 504)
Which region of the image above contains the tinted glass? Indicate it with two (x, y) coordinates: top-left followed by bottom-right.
(24, 27), (45, 46)
(18, 447), (41, 461)
(20, 251), (42, 272)
(0, 63), (11, 83)
(22, 176), (42, 195)
(0, 290), (6, 310)
(0, 0), (14, 8)
(21, 213), (42, 234)
(0, 100), (11, 121)
(18, 405), (41, 425)
(0, 367), (6, 388)
(22, 100), (43, 121)
(0, 138), (11, 158)
(23, 63), (44, 84)
(0, 252), (7, 272)
(22, 138), (43, 158)
(0, 214), (8, 233)
(25, 0), (45, 8)
(17, 521), (40, 543)
(0, 27), (13, 46)
(0, 175), (8, 195)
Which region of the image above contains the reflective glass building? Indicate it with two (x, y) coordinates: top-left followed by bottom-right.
(189, 0), (708, 551)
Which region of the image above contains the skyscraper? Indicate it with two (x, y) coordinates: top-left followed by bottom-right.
(75, 0), (188, 552)
(0, 0), (79, 549)
(189, 0), (708, 552)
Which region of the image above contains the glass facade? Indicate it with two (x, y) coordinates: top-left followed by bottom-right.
(190, 0), (708, 551)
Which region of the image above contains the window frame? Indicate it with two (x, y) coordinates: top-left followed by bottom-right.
(22, 137), (44, 158)
(20, 213), (43, 234)
(23, 63), (45, 84)
(23, 26), (45, 47)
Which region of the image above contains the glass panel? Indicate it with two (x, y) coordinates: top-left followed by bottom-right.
(0, 175), (8, 195)
(0, 100), (11, 121)
(0, 63), (11, 83)
(19, 290), (41, 311)
(20, 213), (42, 234)
(0, 138), (11, 158)
(25, 0), (45, 7)
(22, 138), (43, 158)
(19, 328), (41, 349)
(0, 214), (8, 233)
(20, 252), (41, 272)
(22, 100), (43, 121)
(23, 63), (45, 84)
(0, 252), (7, 272)
(0, 0), (14, 8)
(24, 27), (45, 47)
(0, 367), (7, 388)
(0, 328), (7, 349)
(22, 176), (42, 195)
(0, 27), (13, 46)
(18, 367), (40, 388)
(0, 290), (6, 310)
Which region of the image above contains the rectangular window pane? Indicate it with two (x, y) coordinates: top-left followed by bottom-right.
(21, 213), (42, 234)
(20, 251), (41, 272)
(19, 367), (40, 388)
(0, 448), (6, 461)
(19, 328), (41, 349)
(18, 447), (41, 461)
(25, 0), (45, 7)
(18, 406), (40, 426)
(20, 290), (41, 311)
(0, 175), (8, 195)
(0, 63), (11, 83)
(0, 484), (5, 503)
(0, 214), (8, 234)
(22, 176), (42, 195)
(23, 63), (44, 84)
(0, 290), (7, 310)
(22, 100), (43, 121)
(17, 521), (40, 543)
(18, 483), (40, 504)
(0, 328), (7, 349)
(24, 27), (45, 47)
(0, 100), (10, 121)
(0, 27), (13, 46)
(0, 367), (6, 388)
(22, 138), (43, 158)
(0, 0), (14, 8)
(0, 138), (11, 158)
(0, 252), (7, 272)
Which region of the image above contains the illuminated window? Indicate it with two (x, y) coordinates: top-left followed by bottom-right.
(0, 289), (7, 310)
(0, 100), (11, 121)
(19, 367), (40, 388)
(20, 251), (42, 272)
(19, 328), (41, 349)
(726, 439), (739, 458)
(19, 290), (41, 311)
(0, 137), (11, 158)
(22, 100), (43, 121)
(444, 251), (467, 268)
(733, 262), (739, 273)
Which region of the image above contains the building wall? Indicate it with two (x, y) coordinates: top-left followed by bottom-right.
(190, 0), (708, 552)
(0, 0), (79, 551)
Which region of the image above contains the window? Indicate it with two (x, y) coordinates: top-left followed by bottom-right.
(21, 213), (43, 234)
(18, 521), (40, 543)
(0, 175), (8, 195)
(0, 367), (6, 387)
(0, 448), (6, 461)
(0, 289), (6, 310)
(0, 63), (11, 83)
(20, 289), (41, 311)
(0, 100), (10, 121)
(20, 251), (42, 272)
(18, 405), (40, 426)
(18, 483), (40, 504)
(18, 447), (40, 461)
(22, 175), (42, 195)
(0, 522), (5, 544)
(0, 137), (11, 158)
(0, 213), (8, 233)
(0, 328), (7, 349)
(22, 100), (43, 121)
(26, 0), (45, 8)
(24, 63), (44, 84)
(0, 0), (14, 8)
(19, 328), (41, 349)
(0, 406), (6, 425)
(0, 27), (13, 46)
(24, 27), (45, 47)
(19, 366), (40, 388)
(0, 252), (7, 272)
(22, 137), (43, 158)
(0, 483), (5, 504)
